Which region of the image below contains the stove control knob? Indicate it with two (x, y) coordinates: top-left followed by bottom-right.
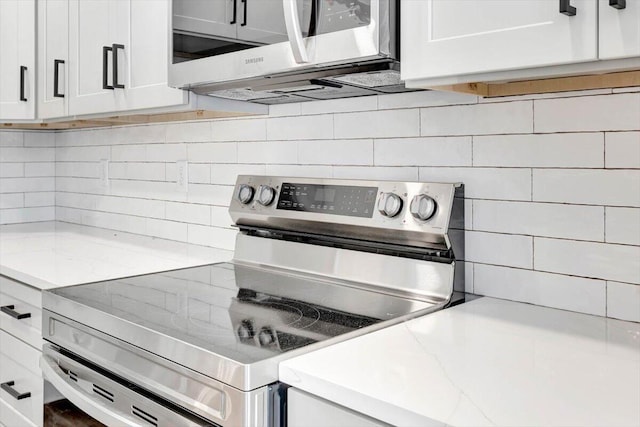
(257, 185), (276, 206)
(377, 193), (403, 218)
(410, 194), (437, 221)
(237, 184), (255, 204)
(258, 327), (276, 346)
(237, 320), (255, 341)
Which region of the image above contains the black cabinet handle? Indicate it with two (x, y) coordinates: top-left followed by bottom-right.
(54, 59), (65, 98)
(19, 66), (27, 101)
(559, 0), (576, 15)
(103, 46), (113, 90)
(112, 44), (125, 89)
(241, 0), (247, 26)
(1, 381), (31, 401)
(609, 0), (626, 9)
(1, 304), (31, 320)
(230, 0), (237, 24)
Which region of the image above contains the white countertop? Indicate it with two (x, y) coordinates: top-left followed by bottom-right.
(0, 222), (233, 289)
(280, 297), (640, 427)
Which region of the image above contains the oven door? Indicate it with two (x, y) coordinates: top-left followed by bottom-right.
(169, 0), (392, 89)
(41, 345), (214, 427)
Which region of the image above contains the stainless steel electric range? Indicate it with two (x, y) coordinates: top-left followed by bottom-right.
(40, 175), (465, 427)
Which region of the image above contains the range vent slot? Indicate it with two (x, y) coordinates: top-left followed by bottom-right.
(68, 371), (78, 382)
(132, 405), (158, 426)
(92, 384), (114, 402)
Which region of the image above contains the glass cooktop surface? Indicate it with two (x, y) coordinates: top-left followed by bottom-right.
(48, 263), (433, 364)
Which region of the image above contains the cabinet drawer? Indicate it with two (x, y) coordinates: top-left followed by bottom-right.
(0, 276), (42, 350)
(0, 397), (37, 427)
(0, 331), (43, 426)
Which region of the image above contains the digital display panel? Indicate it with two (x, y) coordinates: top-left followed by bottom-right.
(277, 183), (378, 218)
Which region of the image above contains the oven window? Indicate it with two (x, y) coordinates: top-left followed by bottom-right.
(172, 0), (372, 63)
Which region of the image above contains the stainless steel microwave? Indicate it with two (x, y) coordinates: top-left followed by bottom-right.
(169, 0), (415, 104)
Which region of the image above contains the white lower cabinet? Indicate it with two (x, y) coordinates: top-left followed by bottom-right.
(0, 276), (45, 427)
(288, 388), (389, 427)
(0, 331), (42, 427)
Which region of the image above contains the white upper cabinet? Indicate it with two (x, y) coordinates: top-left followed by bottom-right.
(0, 0), (36, 121)
(402, 0), (598, 81)
(599, 0), (640, 60)
(38, 0), (68, 119)
(68, 0), (186, 117)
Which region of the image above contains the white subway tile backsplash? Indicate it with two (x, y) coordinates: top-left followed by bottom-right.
(267, 115), (333, 140)
(188, 143), (236, 163)
(298, 139), (373, 165)
(0, 206), (55, 224)
(25, 162), (55, 177)
(0, 177), (55, 193)
(465, 231), (533, 269)
(605, 207), (640, 246)
(0, 131), (24, 146)
(95, 196), (165, 220)
(605, 132), (640, 169)
(56, 162), (100, 178)
(146, 144), (187, 162)
(0, 194), (24, 209)
(24, 192), (55, 207)
(300, 96), (377, 115)
(211, 119), (266, 141)
(418, 167), (531, 201)
(187, 184), (234, 206)
(334, 109), (420, 139)
(110, 125), (166, 145)
(0, 147), (55, 162)
(535, 238), (640, 284)
(607, 282), (640, 322)
(57, 145), (109, 162)
(474, 264), (606, 316)
(534, 93), (640, 133)
(421, 101), (533, 136)
(187, 224), (237, 250)
(184, 164), (210, 184)
(268, 103), (301, 117)
(332, 166), (419, 181)
(473, 200), (604, 241)
(0, 87), (635, 321)
(533, 169), (640, 207)
(378, 91), (478, 110)
(146, 218), (188, 241)
(110, 162), (166, 181)
(166, 202), (210, 225)
(264, 164), (333, 179)
(24, 132), (56, 147)
(211, 164), (266, 185)
(211, 206), (233, 228)
(165, 122), (211, 143)
(0, 163), (24, 178)
(374, 137), (472, 166)
(238, 141), (298, 164)
(473, 133), (604, 168)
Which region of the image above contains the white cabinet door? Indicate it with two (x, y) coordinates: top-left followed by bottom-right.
(115, 0), (187, 112)
(288, 389), (389, 427)
(0, 0), (36, 121)
(401, 0), (598, 82)
(38, 0), (68, 119)
(68, 0), (119, 115)
(599, 0), (640, 59)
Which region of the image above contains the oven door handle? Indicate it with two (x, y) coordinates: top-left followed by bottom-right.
(283, 0), (309, 63)
(40, 355), (142, 427)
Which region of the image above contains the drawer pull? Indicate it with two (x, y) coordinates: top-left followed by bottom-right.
(1, 304), (31, 320)
(1, 381), (31, 400)
(559, 0), (576, 15)
(609, 0), (626, 9)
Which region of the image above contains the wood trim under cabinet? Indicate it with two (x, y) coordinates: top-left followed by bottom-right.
(431, 70), (640, 98)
